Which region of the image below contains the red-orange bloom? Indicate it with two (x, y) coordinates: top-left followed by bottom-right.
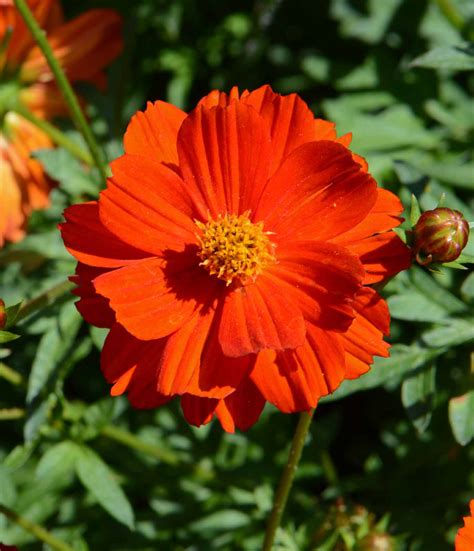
(0, 0), (122, 246)
(61, 86), (412, 432)
(456, 500), (474, 551)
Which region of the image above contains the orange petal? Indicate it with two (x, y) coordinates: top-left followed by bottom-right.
(218, 275), (306, 357)
(181, 395), (217, 427)
(253, 141), (377, 242)
(177, 100), (272, 218)
(0, 141), (25, 245)
(314, 118), (337, 140)
(70, 263), (116, 328)
(21, 9), (122, 84)
(93, 256), (215, 341)
(251, 325), (346, 413)
(340, 288), (390, 379)
(268, 240), (364, 332)
(156, 307), (217, 395)
(20, 83), (68, 119)
(333, 188), (405, 245)
(345, 232), (413, 284)
(60, 202), (149, 268)
(196, 86), (241, 109)
(455, 500), (474, 551)
(186, 315), (255, 399)
(215, 378), (266, 432)
(243, 85), (316, 176)
(123, 100), (186, 164)
(99, 154), (199, 256)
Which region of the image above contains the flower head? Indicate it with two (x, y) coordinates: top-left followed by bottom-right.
(0, 0), (122, 246)
(456, 500), (474, 551)
(413, 207), (469, 265)
(61, 86), (412, 432)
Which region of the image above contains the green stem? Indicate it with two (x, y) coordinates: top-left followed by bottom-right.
(15, 280), (74, 324)
(0, 408), (25, 420)
(14, 0), (108, 183)
(101, 424), (180, 466)
(262, 410), (314, 551)
(434, 0), (464, 31)
(0, 362), (25, 386)
(12, 105), (94, 166)
(0, 504), (75, 551)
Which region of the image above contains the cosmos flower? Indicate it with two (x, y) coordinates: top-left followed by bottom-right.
(0, 0), (122, 246)
(456, 500), (474, 551)
(61, 85), (412, 432)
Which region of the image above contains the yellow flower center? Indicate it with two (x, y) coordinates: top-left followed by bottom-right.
(196, 211), (276, 285)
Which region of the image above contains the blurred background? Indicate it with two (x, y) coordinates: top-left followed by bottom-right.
(0, 0), (473, 549)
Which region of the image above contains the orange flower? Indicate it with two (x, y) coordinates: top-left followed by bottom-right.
(0, 0), (122, 246)
(456, 500), (474, 551)
(61, 86), (412, 432)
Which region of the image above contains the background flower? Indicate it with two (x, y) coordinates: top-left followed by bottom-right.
(0, 0), (122, 246)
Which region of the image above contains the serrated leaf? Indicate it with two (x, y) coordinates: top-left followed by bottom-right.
(411, 44), (474, 71)
(0, 331), (20, 343)
(449, 391), (474, 445)
(74, 444), (135, 529)
(401, 365), (436, 433)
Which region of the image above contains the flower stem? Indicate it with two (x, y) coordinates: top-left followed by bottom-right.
(13, 0), (108, 182)
(100, 424), (180, 466)
(12, 105), (94, 166)
(15, 280), (75, 325)
(0, 407), (25, 420)
(262, 410), (314, 551)
(434, 0), (465, 31)
(0, 503), (75, 551)
(0, 362), (25, 386)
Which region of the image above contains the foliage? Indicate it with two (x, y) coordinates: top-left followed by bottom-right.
(1, 0), (473, 549)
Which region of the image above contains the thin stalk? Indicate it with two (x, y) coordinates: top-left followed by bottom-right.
(0, 504), (75, 551)
(15, 280), (74, 324)
(101, 424), (180, 466)
(14, 0), (108, 182)
(0, 408), (25, 420)
(13, 105), (94, 166)
(434, 0), (464, 31)
(262, 410), (314, 551)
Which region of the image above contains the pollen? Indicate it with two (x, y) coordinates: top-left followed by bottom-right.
(195, 211), (276, 285)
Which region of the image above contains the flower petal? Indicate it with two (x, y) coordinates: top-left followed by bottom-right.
(269, 240), (364, 332)
(61, 202), (149, 268)
(94, 255), (215, 341)
(218, 275), (306, 357)
(215, 378), (266, 432)
(181, 395), (217, 427)
(99, 154), (199, 256)
(254, 141), (378, 242)
(71, 264), (115, 328)
(21, 10), (123, 85)
(243, 85), (316, 175)
(346, 233), (413, 284)
(177, 100), (272, 218)
(123, 100), (186, 164)
(341, 288), (390, 379)
(251, 325), (346, 413)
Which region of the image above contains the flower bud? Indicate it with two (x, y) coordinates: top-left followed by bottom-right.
(0, 299), (6, 330)
(413, 208), (469, 265)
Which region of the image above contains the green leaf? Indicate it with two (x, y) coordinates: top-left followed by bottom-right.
(324, 345), (443, 402)
(401, 365), (436, 433)
(73, 444), (135, 529)
(0, 331), (20, 344)
(189, 509), (250, 534)
(449, 391), (474, 445)
(461, 272), (474, 300)
(36, 440), (79, 481)
(411, 43), (474, 71)
(421, 319), (474, 348)
(33, 148), (99, 197)
(387, 292), (449, 322)
(410, 194), (421, 226)
(4, 301), (22, 329)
